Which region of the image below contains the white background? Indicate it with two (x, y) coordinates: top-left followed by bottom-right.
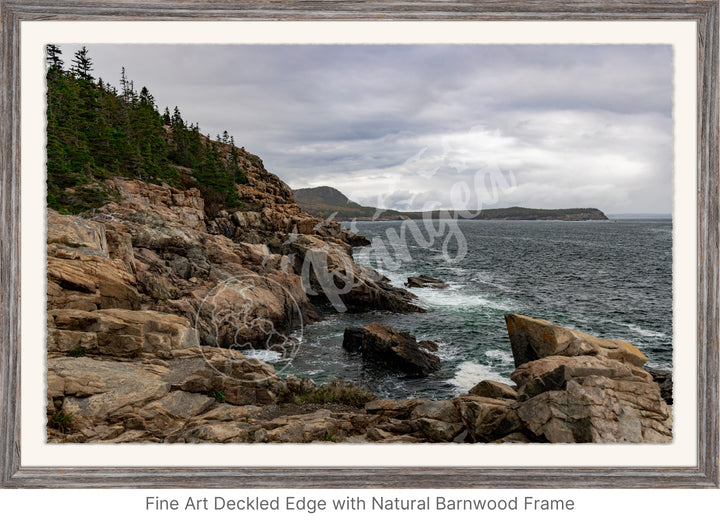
(1, 488), (719, 522)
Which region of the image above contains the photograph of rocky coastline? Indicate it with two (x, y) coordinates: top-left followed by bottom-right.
(45, 44), (673, 444)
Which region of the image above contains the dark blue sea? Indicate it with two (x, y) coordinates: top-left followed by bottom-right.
(259, 219), (673, 400)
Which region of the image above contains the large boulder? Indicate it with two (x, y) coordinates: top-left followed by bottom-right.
(505, 314), (672, 443)
(469, 380), (518, 400)
(174, 347), (285, 406)
(343, 323), (441, 377)
(454, 395), (523, 442)
(516, 374), (672, 443)
(505, 313), (648, 368)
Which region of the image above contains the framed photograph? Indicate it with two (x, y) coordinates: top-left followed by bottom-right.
(1, 1), (717, 488)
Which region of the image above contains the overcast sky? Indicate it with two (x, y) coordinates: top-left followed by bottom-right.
(59, 44), (673, 214)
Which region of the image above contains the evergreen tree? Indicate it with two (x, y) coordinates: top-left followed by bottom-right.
(71, 46), (93, 81)
(45, 44), (63, 69)
(120, 67), (130, 100)
(46, 46), (243, 216)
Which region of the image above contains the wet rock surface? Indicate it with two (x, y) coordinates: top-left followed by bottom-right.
(406, 275), (449, 289)
(342, 323), (441, 377)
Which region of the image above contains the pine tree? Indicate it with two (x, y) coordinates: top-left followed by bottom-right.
(120, 67), (130, 100)
(46, 58), (242, 215)
(139, 86), (155, 108)
(71, 46), (94, 82)
(45, 44), (64, 69)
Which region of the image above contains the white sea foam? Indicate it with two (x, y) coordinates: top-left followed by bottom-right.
(619, 323), (668, 339)
(484, 348), (515, 366)
(433, 341), (460, 360)
(241, 349), (287, 363)
(413, 286), (514, 311)
(448, 361), (513, 394)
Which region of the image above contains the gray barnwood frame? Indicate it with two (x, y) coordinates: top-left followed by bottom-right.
(0, 0), (717, 488)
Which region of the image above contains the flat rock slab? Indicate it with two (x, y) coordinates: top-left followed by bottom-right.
(48, 308), (199, 357)
(51, 357), (170, 428)
(139, 390), (215, 421)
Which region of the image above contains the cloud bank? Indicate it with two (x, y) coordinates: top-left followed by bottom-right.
(61, 44), (674, 214)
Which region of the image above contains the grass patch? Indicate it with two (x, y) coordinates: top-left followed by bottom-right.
(212, 390), (226, 403)
(68, 348), (87, 357)
(49, 410), (73, 433)
(283, 378), (376, 408)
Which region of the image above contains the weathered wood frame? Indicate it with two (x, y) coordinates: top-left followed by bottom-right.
(0, 0), (717, 488)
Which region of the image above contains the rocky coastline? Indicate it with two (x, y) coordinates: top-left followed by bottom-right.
(46, 144), (671, 444)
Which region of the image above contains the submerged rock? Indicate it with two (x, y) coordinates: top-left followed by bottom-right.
(342, 322), (441, 377)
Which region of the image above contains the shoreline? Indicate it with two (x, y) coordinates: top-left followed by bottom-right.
(44, 177), (673, 444)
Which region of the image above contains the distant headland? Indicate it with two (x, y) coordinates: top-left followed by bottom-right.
(292, 186), (609, 222)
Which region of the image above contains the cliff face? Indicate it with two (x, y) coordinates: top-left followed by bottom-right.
(48, 146), (422, 350)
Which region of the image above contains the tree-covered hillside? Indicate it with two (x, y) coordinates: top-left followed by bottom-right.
(46, 45), (246, 217)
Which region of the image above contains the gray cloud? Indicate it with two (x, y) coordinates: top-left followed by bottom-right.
(59, 44), (673, 214)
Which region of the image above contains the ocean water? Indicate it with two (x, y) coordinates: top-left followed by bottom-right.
(268, 219), (673, 400)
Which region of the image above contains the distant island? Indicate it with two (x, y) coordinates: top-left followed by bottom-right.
(293, 186), (609, 221)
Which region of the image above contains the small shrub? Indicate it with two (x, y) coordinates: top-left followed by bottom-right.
(283, 378), (375, 408)
(68, 348), (86, 357)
